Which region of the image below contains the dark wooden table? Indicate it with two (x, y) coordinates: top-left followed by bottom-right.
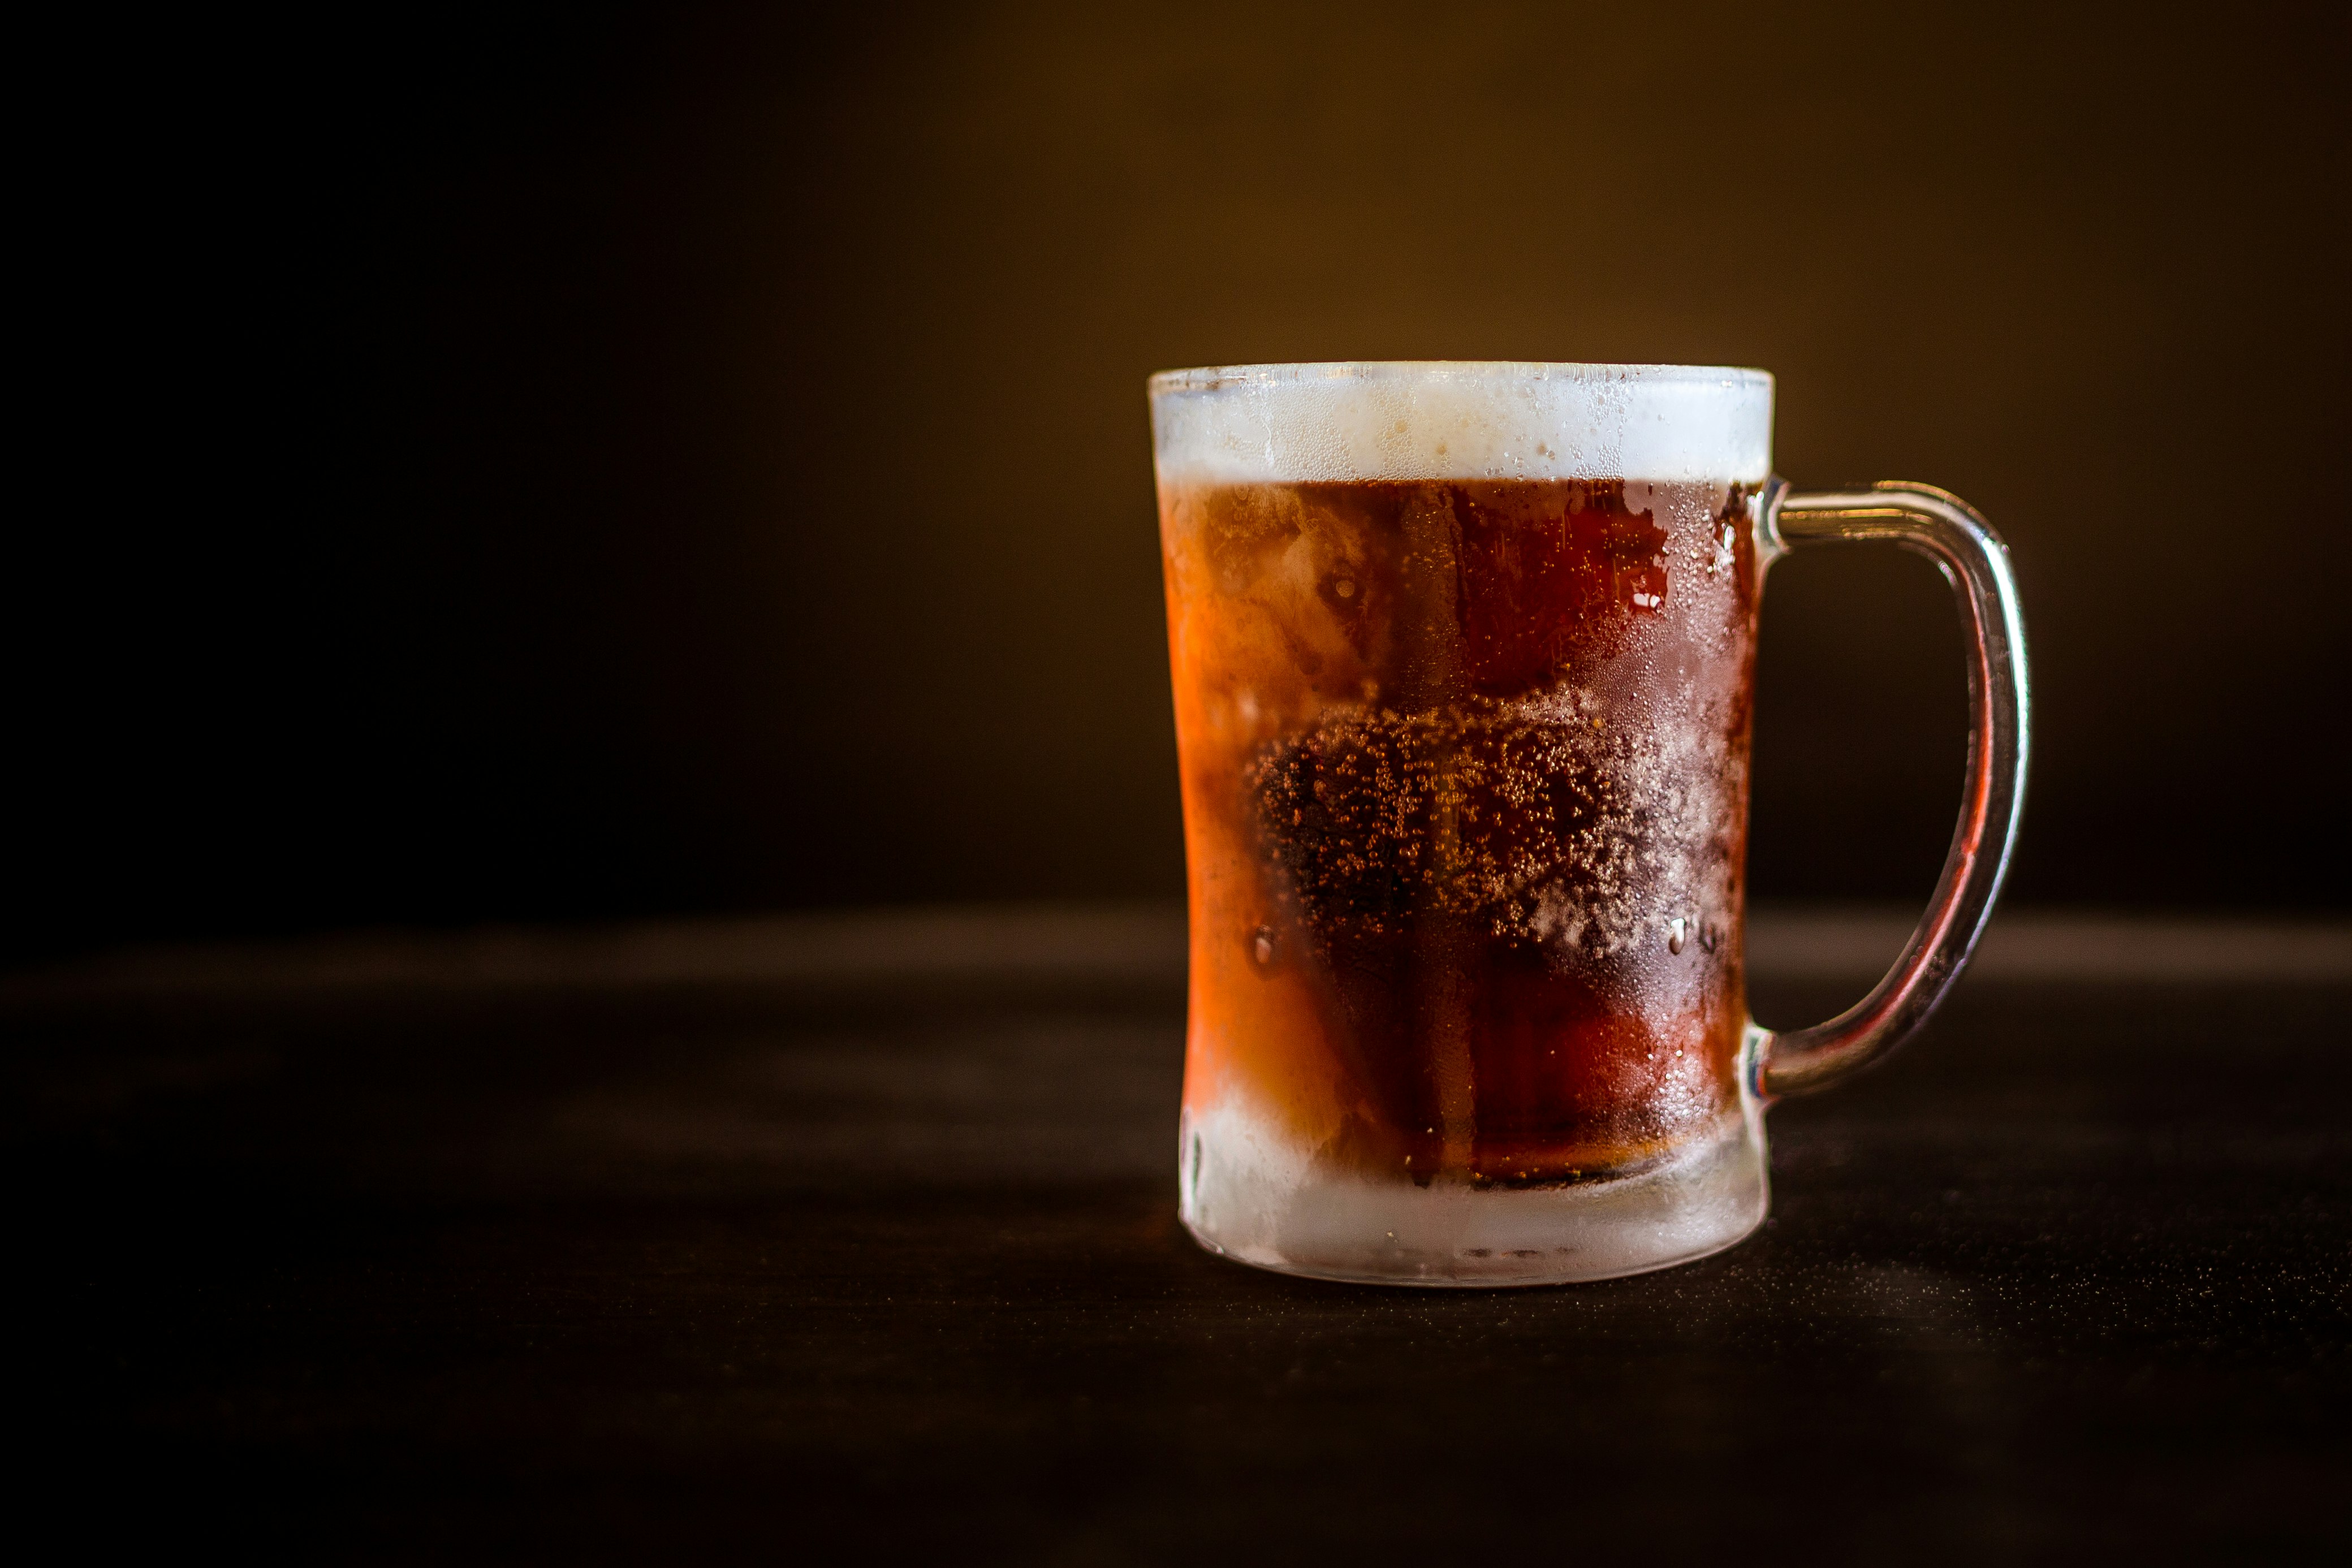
(9, 909), (2349, 1560)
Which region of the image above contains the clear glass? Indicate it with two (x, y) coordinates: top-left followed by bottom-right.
(1149, 362), (2028, 1285)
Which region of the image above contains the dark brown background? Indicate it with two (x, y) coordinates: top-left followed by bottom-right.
(14, 0), (2347, 961)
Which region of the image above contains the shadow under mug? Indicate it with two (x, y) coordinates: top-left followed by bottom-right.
(1149, 362), (2027, 1286)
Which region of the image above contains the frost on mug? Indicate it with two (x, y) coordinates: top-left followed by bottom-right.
(1149, 364), (2029, 1285)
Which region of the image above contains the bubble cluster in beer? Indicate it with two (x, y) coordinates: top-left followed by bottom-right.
(1247, 685), (1737, 970)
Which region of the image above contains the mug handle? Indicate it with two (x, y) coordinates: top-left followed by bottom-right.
(1749, 478), (2032, 1097)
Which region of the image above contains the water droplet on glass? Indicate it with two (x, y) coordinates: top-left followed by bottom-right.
(1667, 916), (1688, 955)
(1251, 926), (1278, 967)
(1333, 576), (1356, 599)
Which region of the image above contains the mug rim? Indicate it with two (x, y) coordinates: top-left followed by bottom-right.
(1147, 361), (1773, 398)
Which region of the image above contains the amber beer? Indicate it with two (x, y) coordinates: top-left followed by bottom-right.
(1166, 474), (1756, 1168)
(1154, 364), (1779, 1283)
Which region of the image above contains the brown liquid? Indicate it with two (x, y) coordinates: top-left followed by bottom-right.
(1160, 477), (1759, 1186)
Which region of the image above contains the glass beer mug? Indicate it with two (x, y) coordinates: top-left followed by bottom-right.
(1149, 362), (2028, 1285)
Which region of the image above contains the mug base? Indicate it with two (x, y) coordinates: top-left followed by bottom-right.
(1177, 1100), (1769, 1287)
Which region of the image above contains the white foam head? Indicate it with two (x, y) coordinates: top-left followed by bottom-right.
(1149, 362), (1773, 486)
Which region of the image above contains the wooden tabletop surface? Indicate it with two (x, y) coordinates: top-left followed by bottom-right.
(10, 908), (2349, 1560)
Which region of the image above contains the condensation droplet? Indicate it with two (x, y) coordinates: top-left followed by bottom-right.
(1251, 926), (1279, 967)
(1333, 576), (1357, 599)
(1667, 916), (1688, 955)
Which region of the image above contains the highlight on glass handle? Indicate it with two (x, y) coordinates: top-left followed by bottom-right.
(1750, 478), (2032, 1098)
